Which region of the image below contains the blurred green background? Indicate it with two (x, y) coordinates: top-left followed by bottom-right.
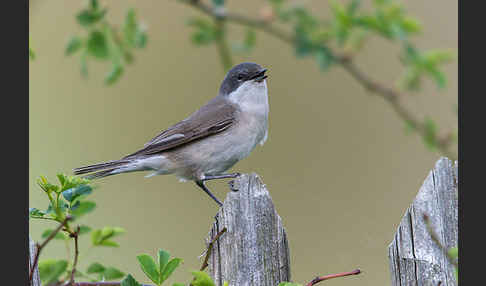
(29, 0), (457, 285)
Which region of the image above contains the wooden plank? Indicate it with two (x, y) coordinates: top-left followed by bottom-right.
(388, 157), (458, 286)
(205, 173), (291, 286)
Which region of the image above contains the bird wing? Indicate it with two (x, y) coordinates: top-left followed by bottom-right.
(124, 96), (237, 158)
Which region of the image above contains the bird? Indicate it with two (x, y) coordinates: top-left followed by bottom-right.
(73, 62), (269, 207)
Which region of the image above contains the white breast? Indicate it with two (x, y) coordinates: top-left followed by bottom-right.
(228, 79), (269, 148)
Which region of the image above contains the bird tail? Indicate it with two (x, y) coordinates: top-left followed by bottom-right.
(73, 159), (132, 180)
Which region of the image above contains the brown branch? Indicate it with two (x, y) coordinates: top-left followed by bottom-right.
(306, 269), (361, 286)
(200, 227), (227, 271)
(68, 226), (81, 285)
(30, 216), (72, 285)
(423, 214), (458, 268)
(178, 0), (457, 160)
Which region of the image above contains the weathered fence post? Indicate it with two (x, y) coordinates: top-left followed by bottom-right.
(388, 157), (458, 286)
(205, 173), (291, 286)
(29, 236), (41, 286)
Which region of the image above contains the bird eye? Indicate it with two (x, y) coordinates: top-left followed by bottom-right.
(237, 74), (244, 81)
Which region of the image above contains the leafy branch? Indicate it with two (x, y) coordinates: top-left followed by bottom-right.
(65, 0), (148, 85)
(178, 0), (456, 160)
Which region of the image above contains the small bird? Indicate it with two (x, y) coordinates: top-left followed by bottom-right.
(73, 62), (269, 206)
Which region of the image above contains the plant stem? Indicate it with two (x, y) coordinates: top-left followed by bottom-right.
(215, 19), (233, 72)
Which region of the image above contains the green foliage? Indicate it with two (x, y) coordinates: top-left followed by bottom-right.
(66, 0), (148, 85)
(400, 45), (454, 91)
(31, 174), (126, 285)
(135, 249), (183, 285)
(448, 246), (458, 281)
(191, 271), (216, 286)
(87, 262), (125, 280)
(232, 28), (256, 53)
(423, 117), (438, 151)
(38, 259), (68, 284)
(41, 229), (69, 240)
(212, 0), (224, 8)
(91, 226), (125, 247)
(121, 274), (142, 286)
(187, 17), (219, 46)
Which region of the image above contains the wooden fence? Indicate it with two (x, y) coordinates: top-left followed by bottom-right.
(29, 157), (458, 286)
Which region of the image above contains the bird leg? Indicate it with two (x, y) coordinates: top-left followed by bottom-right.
(195, 180), (223, 207)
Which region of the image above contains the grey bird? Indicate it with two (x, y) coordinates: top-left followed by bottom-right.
(73, 62), (269, 206)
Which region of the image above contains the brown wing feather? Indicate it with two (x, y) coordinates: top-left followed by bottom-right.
(124, 96), (237, 158)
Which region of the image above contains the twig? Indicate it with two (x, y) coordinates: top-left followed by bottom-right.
(213, 17), (233, 72)
(30, 216), (72, 285)
(306, 269), (361, 286)
(200, 227), (227, 271)
(178, 0), (457, 160)
(423, 214), (458, 268)
(69, 226), (81, 285)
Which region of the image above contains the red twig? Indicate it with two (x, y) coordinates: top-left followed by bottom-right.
(306, 269), (361, 286)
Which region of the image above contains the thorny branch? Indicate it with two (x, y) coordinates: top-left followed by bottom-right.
(178, 0), (457, 160)
(306, 269), (361, 286)
(30, 216), (72, 285)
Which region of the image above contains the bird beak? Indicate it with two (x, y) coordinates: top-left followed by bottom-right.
(251, 68), (268, 82)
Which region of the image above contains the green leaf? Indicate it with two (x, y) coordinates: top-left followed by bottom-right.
(121, 274), (142, 286)
(423, 117), (438, 150)
(79, 225), (92, 235)
(187, 18), (218, 46)
(66, 36), (83, 56)
(71, 201), (96, 218)
(76, 9), (107, 27)
(212, 0), (224, 7)
(37, 176), (59, 193)
(99, 240), (120, 247)
(29, 47), (35, 60)
(87, 30), (109, 59)
(29, 208), (46, 218)
(173, 284), (185, 286)
(315, 47), (334, 71)
(160, 258), (182, 283)
(92, 226), (125, 246)
(448, 247), (458, 259)
(62, 184), (92, 202)
(134, 30), (148, 48)
(158, 249), (171, 275)
(105, 63), (124, 85)
(136, 254), (160, 285)
(191, 271), (216, 286)
(104, 267), (126, 280)
(124, 9), (137, 46)
(87, 262), (106, 274)
(90, 0), (99, 10)
(41, 229), (68, 240)
(404, 120), (416, 135)
(38, 259), (68, 284)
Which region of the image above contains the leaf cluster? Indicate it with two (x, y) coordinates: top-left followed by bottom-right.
(30, 174), (126, 284)
(65, 0), (148, 85)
